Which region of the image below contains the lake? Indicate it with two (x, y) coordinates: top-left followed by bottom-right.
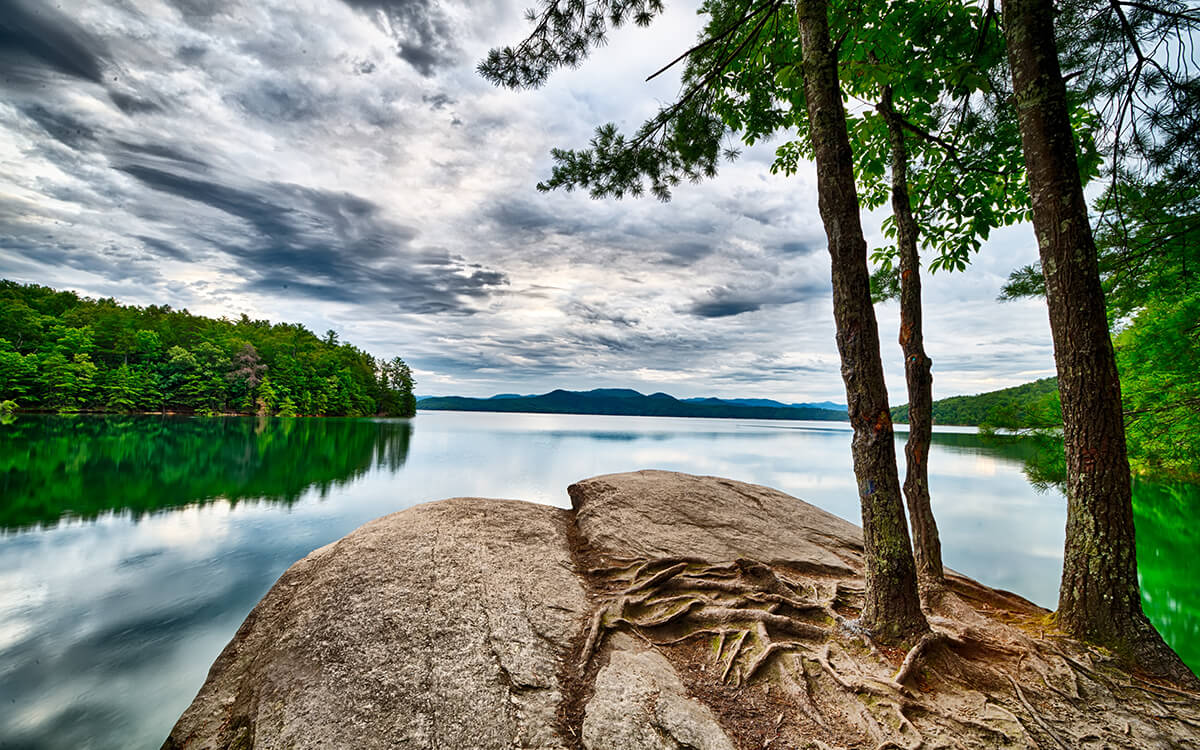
(1, 411), (1196, 748)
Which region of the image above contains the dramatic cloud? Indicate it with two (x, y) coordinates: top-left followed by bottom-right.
(0, 0), (109, 84)
(0, 0), (1056, 401)
(340, 0), (458, 75)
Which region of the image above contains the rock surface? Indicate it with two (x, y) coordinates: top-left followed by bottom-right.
(166, 471), (1200, 750)
(165, 498), (588, 750)
(569, 470), (864, 574)
(582, 634), (735, 750)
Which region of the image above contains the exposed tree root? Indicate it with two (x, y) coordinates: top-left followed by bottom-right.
(722, 630), (749, 682)
(625, 561), (689, 595)
(743, 641), (804, 683)
(1007, 674), (1071, 750)
(576, 555), (1200, 750)
(893, 631), (950, 685)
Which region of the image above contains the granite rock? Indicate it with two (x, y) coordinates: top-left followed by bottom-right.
(165, 498), (587, 750)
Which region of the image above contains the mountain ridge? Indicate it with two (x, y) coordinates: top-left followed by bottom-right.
(418, 389), (848, 421)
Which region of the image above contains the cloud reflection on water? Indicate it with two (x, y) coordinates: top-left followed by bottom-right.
(0, 412), (1194, 748)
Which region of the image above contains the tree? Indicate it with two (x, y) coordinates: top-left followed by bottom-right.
(37, 325), (99, 411)
(499, 0), (1036, 597)
(192, 342), (230, 414)
(277, 396), (299, 418)
(484, 0), (931, 641)
(228, 343), (267, 412)
(378, 356), (417, 417)
(696, 0), (1029, 591)
(103, 364), (141, 412)
(877, 86), (944, 588)
(162, 346), (202, 411)
(1003, 0), (1195, 685)
(0, 297), (44, 352)
(0, 339), (36, 401)
(257, 375), (278, 416)
(40, 352), (97, 411)
(793, 0), (927, 639)
(133, 329), (162, 364)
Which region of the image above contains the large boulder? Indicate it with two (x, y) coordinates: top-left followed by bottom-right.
(166, 471), (1200, 750)
(165, 498), (588, 750)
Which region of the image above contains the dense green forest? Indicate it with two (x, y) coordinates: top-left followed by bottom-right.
(890, 378), (1061, 427)
(0, 281), (415, 417)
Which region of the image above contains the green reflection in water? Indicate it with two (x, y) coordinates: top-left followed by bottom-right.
(0, 414), (1193, 675)
(1133, 477), (1200, 672)
(989, 430), (1200, 674)
(0, 414), (412, 531)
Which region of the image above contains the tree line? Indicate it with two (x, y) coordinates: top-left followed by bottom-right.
(891, 378), (1060, 427)
(0, 281), (416, 418)
(482, 0), (1198, 684)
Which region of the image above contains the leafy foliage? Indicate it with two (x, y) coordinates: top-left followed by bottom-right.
(1057, 0), (1200, 185)
(484, 0), (1043, 278)
(999, 170), (1199, 482)
(1116, 292), (1200, 481)
(701, 0), (1037, 275)
(0, 280), (416, 417)
(479, 0), (668, 89)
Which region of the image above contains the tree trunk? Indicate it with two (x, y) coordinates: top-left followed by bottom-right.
(796, 0), (927, 644)
(877, 88), (944, 591)
(1003, 0), (1196, 685)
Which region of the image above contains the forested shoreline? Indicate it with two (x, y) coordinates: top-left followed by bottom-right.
(890, 377), (1060, 427)
(0, 281), (415, 418)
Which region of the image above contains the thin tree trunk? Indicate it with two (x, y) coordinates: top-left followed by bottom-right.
(877, 88), (944, 590)
(1003, 0), (1195, 685)
(796, 0), (928, 644)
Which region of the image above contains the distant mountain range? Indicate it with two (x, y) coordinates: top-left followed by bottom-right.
(417, 389), (848, 421)
(681, 397), (847, 411)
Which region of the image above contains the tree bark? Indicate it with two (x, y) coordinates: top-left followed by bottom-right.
(1003, 0), (1196, 685)
(878, 88), (944, 590)
(796, 0), (928, 644)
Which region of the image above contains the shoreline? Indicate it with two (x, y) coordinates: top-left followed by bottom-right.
(6, 408), (414, 419)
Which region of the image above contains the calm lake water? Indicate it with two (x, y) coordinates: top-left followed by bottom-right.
(1, 411), (1196, 748)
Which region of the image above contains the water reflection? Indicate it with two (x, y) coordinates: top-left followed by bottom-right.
(0, 412), (1195, 749)
(0, 415), (412, 531)
(1132, 478), (1200, 671)
(936, 430), (1199, 670)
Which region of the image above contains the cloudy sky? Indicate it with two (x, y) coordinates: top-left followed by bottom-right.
(0, 0), (1056, 401)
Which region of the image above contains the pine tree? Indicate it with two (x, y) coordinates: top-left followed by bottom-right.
(480, 0), (970, 641)
(1003, 0), (1197, 685)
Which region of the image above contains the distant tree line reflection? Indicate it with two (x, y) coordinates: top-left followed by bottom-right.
(0, 415), (412, 531)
